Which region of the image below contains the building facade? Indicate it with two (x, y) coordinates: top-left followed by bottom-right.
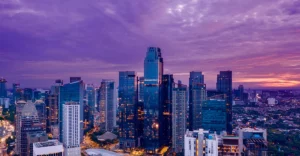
(202, 99), (226, 134)
(172, 81), (187, 153)
(98, 79), (115, 131)
(63, 102), (81, 156)
(216, 71), (233, 134)
(59, 80), (84, 142)
(0, 78), (7, 98)
(189, 71), (206, 131)
(118, 71), (138, 150)
(143, 47), (164, 152)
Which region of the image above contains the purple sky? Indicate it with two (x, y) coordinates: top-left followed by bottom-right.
(0, 0), (300, 89)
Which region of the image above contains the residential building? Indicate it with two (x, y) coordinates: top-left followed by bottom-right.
(63, 102), (81, 156)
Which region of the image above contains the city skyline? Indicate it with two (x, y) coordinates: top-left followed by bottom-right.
(1, 0), (300, 89)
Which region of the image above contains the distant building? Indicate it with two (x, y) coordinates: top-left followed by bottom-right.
(118, 71), (138, 150)
(189, 71), (206, 131)
(267, 98), (278, 106)
(24, 88), (33, 101)
(12, 83), (21, 102)
(217, 71), (233, 134)
(63, 102), (81, 156)
(33, 140), (64, 156)
(172, 81), (187, 153)
(202, 99), (226, 134)
(59, 80), (84, 142)
(0, 78), (7, 98)
(86, 84), (96, 128)
(98, 79), (115, 131)
(70, 77), (81, 83)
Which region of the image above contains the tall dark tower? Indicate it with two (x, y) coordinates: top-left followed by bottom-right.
(118, 71), (138, 150)
(217, 71), (233, 134)
(143, 47), (163, 152)
(188, 71), (206, 131)
(0, 78), (7, 98)
(160, 74), (174, 147)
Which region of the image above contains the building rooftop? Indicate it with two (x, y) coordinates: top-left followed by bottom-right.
(34, 140), (62, 148)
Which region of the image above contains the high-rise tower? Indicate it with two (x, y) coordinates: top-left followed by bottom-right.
(189, 71), (206, 131)
(118, 71), (138, 150)
(143, 47), (163, 152)
(217, 71), (233, 134)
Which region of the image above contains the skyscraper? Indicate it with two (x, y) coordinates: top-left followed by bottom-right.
(238, 85), (244, 100)
(86, 84), (96, 128)
(161, 74), (174, 147)
(118, 71), (138, 150)
(35, 100), (47, 130)
(217, 71), (233, 134)
(189, 71), (206, 131)
(70, 77), (81, 83)
(63, 102), (81, 156)
(12, 83), (21, 103)
(15, 100), (27, 155)
(98, 79), (115, 131)
(143, 47), (163, 152)
(24, 88), (33, 101)
(0, 78), (7, 98)
(18, 101), (44, 156)
(202, 99), (227, 134)
(172, 81), (187, 153)
(59, 80), (84, 142)
(46, 94), (59, 133)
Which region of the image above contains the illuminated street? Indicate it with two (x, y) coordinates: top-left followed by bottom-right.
(0, 120), (14, 156)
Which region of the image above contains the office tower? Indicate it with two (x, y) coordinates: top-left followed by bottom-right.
(172, 81), (187, 153)
(24, 88), (33, 101)
(161, 74), (174, 147)
(70, 77), (81, 83)
(86, 84), (96, 128)
(217, 71), (233, 134)
(202, 99), (226, 134)
(143, 47), (163, 152)
(18, 101), (44, 156)
(184, 129), (219, 156)
(118, 71), (138, 150)
(15, 100), (27, 154)
(27, 131), (48, 156)
(138, 77), (144, 102)
(35, 100), (47, 130)
(0, 78), (7, 98)
(51, 79), (63, 95)
(98, 79), (115, 131)
(33, 140), (64, 156)
(59, 80), (84, 142)
(46, 94), (59, 133)
(189, 71), (206, 131)
(63, 102), (81, 156)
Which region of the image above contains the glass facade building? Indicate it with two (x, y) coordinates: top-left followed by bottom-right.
(202, 99), (227, 134)
(189, 71), (206, 131)
(118, 71), (138, 150)
(86, 84), (96, 128)
(216, 71), (233, 134)
(160, 74), (174, 147)
(143, 47), (163, 152)
(59, 80), (84, 142)
(98, 79), (115, 131)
